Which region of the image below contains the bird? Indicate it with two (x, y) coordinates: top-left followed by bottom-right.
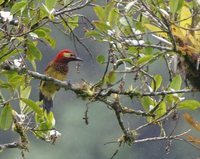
(39, 49), (82, 113)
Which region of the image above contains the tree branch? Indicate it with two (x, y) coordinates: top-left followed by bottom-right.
(1, 62), (196, 99)
(0, 142), (24, 150)
(134, 129), (191, 143)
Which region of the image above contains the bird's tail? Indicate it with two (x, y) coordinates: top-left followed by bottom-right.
(39, 91), (53, 113)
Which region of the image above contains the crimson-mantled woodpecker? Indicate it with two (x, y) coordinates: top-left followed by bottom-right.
(39, 49), (82, 112)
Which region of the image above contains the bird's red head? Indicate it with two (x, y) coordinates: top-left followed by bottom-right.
(54, 49), (82, 63)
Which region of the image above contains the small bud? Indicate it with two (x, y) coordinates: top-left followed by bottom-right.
(48, 129), (61, 144)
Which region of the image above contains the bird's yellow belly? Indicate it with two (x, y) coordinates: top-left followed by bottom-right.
(40, 81), (60, 99)
(40, 68), (67, 99)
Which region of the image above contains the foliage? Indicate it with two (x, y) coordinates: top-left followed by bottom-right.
(0, 0), (200, 158)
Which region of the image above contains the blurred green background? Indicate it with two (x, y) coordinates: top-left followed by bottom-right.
(1, 3), (200, 159)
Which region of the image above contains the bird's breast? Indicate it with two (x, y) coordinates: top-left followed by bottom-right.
(45, 63), (68, 80)
(40, 62), (69, 98)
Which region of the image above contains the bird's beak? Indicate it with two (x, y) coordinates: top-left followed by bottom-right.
(74, 56), (83, 61)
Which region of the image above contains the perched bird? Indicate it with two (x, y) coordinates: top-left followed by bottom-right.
(39, 49), (82, 112)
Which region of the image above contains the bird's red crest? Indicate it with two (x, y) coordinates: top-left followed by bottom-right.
(56, 49), (74, 59)
(54, 49), (75, 62)
(53, 49), (82, 63)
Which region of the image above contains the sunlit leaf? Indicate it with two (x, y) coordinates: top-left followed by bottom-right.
(21, 98), (43, 115)
(0, 103), (12, 130)
(137, 55), (153, 65)
(8, 74), (24, 89)
(96, 55), (105, 64)
(119, 17), (132, 26)
(151, 74), (162, 91)
(11, 1), (27, 14)
(180, 6), (192, 29)
(0, 48), (23, 63)
(33, 29), (46, 38)
(144, 24), (168, 38)
(108, 8), (119, 27)
(156, 101), (166, 118)
(42, 3), (55, 20)
(20, 86), (32, 112)
(141, 96), (155, 112)
(170, 75), (182, 90)
(170, 0), (184, 16)
(85, 30), (101, 37)
(93, 21), (112, 32)
(27, 41), (42, 60)
(178, 100), (200, 110)
(45, 0), (57, 10)
(46, 111), (55, 128)
(171, 24), (186, 38)
(67, 16), (79, 31)
(93, 5), (105, 21)
(44, 34), (56, 48)
(0, 0), (5, 5)
(105, 71), (116, 85)
(104, 1), (114, 19)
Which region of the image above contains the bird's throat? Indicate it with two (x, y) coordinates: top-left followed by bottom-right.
(53, 62), (69, 75)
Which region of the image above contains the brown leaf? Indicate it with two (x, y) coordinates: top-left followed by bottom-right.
(185, 134), (200, 145)
(183, 113), (200, 132)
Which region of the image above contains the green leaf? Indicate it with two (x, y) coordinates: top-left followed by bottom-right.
(29, 58), (37, 71)
(20, 86), (31, 99)
(0, 92), (4, 107)
(128, 46), (138, 54)
(108, 8), (119, 27)
(85, 30), (101, 38)
(21, 98), (42, 114)
(11, 1), (27, 14)
(27, 41), (42, 60)
(121, 58), (134, 64)
(165, 94), (182, 104)
(44, 34), (56, 48)
(144, 47), (154, 54)
(151, 74), (162, 91)
(141, 96), (155, 112)
(93, 5), (105, 21)
(65, 16), (79, 31)
(104, 2), (114, 19)
(20, 86), (32, 112)
(180, 6), (192, 28)
(0, 103), (12, 130)
(144, 24), (168, 38)
(46, 111), (55, 128)
(63, 0), (70, 5)
(93, 21), (112, 32)
(33, 27), (55, 48)
(0, 0), (5, 5)
(0, 48), (23, 63)
(42, 3), (55, 20)
(33, 29), (46, 38)
(8, 74), (24, 89)
(170, 75), (182, 90)
(45, 0), (57, 10)
(178, 100), (200, 110)
(170, 0), (184, 16)
(96, 55), (105, 64)
(156, 101), (166, 118)
(137, 55), (153, 65)
(105, 71), (116, 85)
(119, 17), (132, 26)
